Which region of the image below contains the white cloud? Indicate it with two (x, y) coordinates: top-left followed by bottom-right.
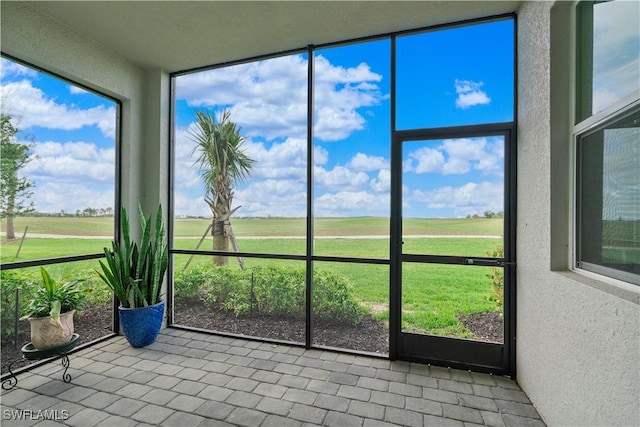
(234, 179), (307, 217)
(1, 80), (116, 138)
(440, 138), (503, 175)
(30, 182), (114, 214)
(370, 169), (390, 192)
(173, 193), (210, 218)
(589, 1), (639, 114)
(172, 125), (204, 191)
(314, 165), (369, 191)
(0, 59), (37, 79)
(245, 137), (307, 180)
(315, 191), (389, 217)
(24, 140), (115, 184)
(176, 54), (386, 142)
(405, 147), (445, 174)
(454, 79), (491, 109)
(347, 152), (389, 172)
(69, 85), (90, 95)
(404, 137), (503, 176)
(314, 145), (329, 166)
(593, 1), (639, 49)
(412, 181), (503, 217)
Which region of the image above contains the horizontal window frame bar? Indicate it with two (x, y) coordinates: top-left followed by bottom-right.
(574, 95), (640, 136)
(0, 253), (107, 271)
(395, 121), (515, 141)
(578, 262), (640, 286)
(170, 249), (390, 265)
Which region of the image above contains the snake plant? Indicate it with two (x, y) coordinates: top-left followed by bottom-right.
(96, 204), (168, 308)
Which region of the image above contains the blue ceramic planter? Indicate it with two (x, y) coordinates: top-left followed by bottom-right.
(119, 301), (164, 348)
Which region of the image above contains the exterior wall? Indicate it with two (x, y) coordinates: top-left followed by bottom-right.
(516, 2), (640, 426)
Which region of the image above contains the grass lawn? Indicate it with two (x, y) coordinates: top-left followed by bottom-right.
(173, 236), (502, 338)
(1, 238), (111, 262)
(2, 215), (503, 237)
(2, 216), (504, 338)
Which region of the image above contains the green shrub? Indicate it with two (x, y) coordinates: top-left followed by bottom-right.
(313, 270), (362, 324)
(175, 265), (363, 325)
(173, 267), (212, 303)
(0, 271), (29, 344)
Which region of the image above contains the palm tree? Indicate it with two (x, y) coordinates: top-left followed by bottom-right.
(189, 109), (254, 265)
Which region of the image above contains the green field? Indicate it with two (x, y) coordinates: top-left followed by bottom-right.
(1, 215), (503, 237)
(1, 216), (504, 339)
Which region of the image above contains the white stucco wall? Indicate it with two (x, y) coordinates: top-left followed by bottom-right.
(516, 2), (640, 426)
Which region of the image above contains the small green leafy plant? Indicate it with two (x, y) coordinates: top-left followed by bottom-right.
(485, 244), (504, 313)
(96, 204), (168, 308)
(23, 267), (85, 320)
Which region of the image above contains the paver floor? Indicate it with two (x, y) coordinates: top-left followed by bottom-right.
(1, 329), (545, 426)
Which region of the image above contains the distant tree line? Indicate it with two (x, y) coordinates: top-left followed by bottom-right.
(22, 207), (115, 217)
(466, 210), (504, 219)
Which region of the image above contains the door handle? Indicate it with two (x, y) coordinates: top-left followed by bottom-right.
(463, 258), (516, 266)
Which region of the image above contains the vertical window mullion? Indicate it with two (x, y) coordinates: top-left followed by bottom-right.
(306, 45), (315, 349)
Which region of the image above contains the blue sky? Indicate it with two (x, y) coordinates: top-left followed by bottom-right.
(174, 19), (513, 218)
(0, 59), (116, 214)
(1, 18), (518, 218)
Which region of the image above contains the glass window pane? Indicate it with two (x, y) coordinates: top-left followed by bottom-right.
(313, 40), (391, 258)
(396, 19), (514, 129)
(576, 1), (640, 122)
(577, 108), (640, 284)
(1, 58), (117, 262)
(312, 261), (388, 355)
(1, 260), (114, 374)
(402, 137), (504, 257)
(172, 255), (305, 344)
(173, 54), (308, 256)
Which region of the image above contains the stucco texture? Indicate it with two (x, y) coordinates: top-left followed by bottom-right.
(516, 2), (640, 426)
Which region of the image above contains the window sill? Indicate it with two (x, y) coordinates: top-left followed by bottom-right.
(553, 269), (639, 305)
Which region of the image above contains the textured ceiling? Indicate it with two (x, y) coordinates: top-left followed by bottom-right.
(27, 1), (520, 73)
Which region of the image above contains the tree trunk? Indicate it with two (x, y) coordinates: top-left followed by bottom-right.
(5, 192), (16, 239)
(212, 219), (228, 266)
(5, 216), (15, 240)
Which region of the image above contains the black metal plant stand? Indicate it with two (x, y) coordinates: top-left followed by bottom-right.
(2, 334), (79, 391)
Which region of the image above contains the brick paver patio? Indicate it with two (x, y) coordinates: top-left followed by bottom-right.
(1, 329), (544, 426)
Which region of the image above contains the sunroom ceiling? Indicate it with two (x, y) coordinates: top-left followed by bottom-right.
(27, 1), (521, 72)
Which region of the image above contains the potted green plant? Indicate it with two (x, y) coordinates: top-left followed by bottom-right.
(23, 267), (85, 349)
(96, 204), (168, 347)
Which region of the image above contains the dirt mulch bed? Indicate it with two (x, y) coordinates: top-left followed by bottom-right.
(174, 297), (503, 350)
(459, 312), (504, 343)
(174, 296), (390, 354)
(2, 299), (502, 376)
